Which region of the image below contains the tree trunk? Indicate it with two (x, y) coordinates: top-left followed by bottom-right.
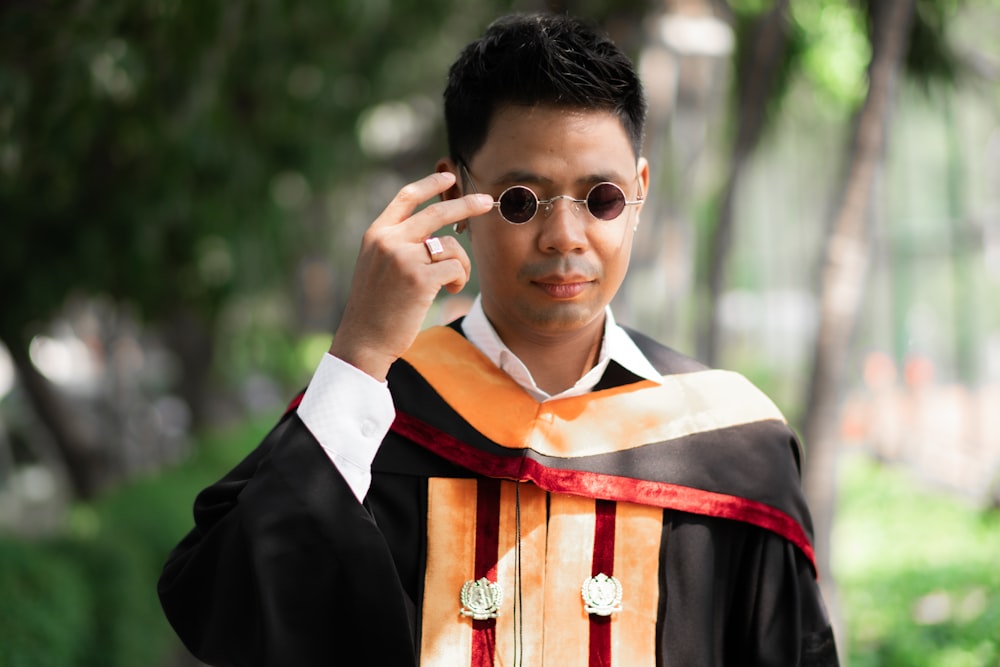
(0, 328), (108, 500)
(799, 0), (916, 652)
(161, 307), (217, 429)
(699, 0), (791, 366)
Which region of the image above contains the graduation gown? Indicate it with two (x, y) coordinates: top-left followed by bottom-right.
(158, 323), (839, 666)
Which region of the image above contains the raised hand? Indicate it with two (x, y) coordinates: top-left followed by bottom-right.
(328, 171), (493, 381)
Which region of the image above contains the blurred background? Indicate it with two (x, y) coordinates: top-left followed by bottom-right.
(1, 0), (998, 665)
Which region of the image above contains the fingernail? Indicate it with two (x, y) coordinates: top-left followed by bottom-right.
(474, 194), (493, 206)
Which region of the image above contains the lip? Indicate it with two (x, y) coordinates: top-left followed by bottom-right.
(531, 276), (593, 299)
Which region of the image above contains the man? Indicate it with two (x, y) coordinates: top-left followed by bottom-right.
(159, 13), (839, 666)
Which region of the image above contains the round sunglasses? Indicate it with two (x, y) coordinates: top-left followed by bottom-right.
(461, 164), (643, 225)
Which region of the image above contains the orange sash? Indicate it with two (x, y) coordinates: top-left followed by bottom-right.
(421, 478), (662, 666)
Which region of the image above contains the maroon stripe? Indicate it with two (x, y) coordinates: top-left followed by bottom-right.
(592, 499), (616, 576)
(475, 478), (501, 580)
(471, 478), (501, 667)
(589, 500), (616, 667)
(391, 413), (817, 574)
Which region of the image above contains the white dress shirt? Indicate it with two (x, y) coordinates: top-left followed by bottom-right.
(297, 295), (663, 502)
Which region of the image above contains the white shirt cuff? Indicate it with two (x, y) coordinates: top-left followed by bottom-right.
(296, 353), (395, 503)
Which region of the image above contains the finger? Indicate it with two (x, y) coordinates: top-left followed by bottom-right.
(370, 172), (457, 231)
(421, 234), (463, 263)
(423, 236), (446, 259)
(405, 192), (494, 239)
(423, 237), (472, 290)
(427, 256), (471, 295)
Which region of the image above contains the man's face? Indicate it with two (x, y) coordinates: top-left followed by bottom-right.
(454, 105), (648, 349)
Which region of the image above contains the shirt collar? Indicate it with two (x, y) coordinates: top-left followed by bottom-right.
(460, 294), (663, 402)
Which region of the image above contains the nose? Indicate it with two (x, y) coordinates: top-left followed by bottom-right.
(537, 195), (589, 220)
(536, 198), (589, 254)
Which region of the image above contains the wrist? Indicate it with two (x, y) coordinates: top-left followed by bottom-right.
(327, 339), (395, 383)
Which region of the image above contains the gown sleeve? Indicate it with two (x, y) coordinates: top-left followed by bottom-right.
(157, 413), (418, 667)
(660, 512), (839, 667)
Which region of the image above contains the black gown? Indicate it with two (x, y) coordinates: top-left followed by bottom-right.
(158, 322), (839, 666)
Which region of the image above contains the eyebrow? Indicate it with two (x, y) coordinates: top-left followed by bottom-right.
(491, 169), (631, 189)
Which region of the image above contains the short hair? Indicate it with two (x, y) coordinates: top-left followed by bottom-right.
(443, 13), (647, 164)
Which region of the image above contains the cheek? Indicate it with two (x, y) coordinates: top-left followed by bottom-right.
(594, 229), (634, 276)
(470, 238), (506, 289)
(472, 230), (527, 271)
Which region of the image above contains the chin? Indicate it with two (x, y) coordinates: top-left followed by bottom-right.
(521, 302), (602, 333)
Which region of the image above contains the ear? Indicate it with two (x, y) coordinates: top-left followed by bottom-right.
(435, 158), (462, 201)
(436, 158), (468, 233)
(633, 157), (650, 231)
(636, 156), (650, 205)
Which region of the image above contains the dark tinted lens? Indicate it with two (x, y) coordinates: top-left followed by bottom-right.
(586, 183), (627, 220)
(498, 186), (538, 224)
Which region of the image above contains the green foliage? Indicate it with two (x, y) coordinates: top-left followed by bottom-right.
(728, 2), (809, 148)
(212, 293), (328, 389)
(856, 0), (961, 90)
(836, 453), (1000, 666)
(791, 0), (871, 108)
(905, 0), (961, 87)
(786, 0), (960, 112)
(0, 541), (90, 667)
(0, 416), (269, 667)
(0, 0), (513, 343)
(728, 0), (774, 13)
(49, 537), (171, 667)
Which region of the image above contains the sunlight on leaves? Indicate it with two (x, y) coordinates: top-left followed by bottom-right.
(791, 0), (870, 107)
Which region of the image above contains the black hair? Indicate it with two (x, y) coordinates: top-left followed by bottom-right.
(443, 13), (647, 164)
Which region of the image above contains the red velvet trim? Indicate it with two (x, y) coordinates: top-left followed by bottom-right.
(391, 412), (817, 573)
(472, 479), (501, 667)
(475, 478), (501, 580)
(471, 619), (496, 667)
(592, 500), (616, 577)
(590, 500), (615, 667)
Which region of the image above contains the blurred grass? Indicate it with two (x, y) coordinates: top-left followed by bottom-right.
(834, 451), (1000, 667)
(0, 414), (272, 667)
